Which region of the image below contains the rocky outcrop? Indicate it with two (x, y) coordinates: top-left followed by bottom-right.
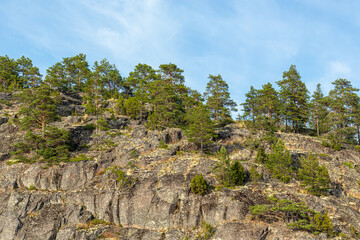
(0, 95), (360, 239)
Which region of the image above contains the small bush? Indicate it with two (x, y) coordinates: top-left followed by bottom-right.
(28, 184), (37, 190)
(195, 221), (216, 240)
(250, 195), (334, 236)
(354, 145), (360, 152)
(158, 139), (168, 149)
(105, 165), (137, 189)
(83, 123), (96, 131)
(70, 154), (92, 162)
(250, 165), (262, 182)
(130, 149), (139, 159)
(96, 117), (110, 131)
(342, 161), (354, 169)
(298, 153), (331, 196)
(255, 146), (267, 164)
(212, 147), (246, 187)
(267, 139), (292, 183)
(191, 174), (209, 196)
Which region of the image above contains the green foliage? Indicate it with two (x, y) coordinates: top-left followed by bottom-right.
(88, 218), (111, 226)
(196, 221), (216, 240)
(298, 153), (331, 196)
(190, 173), (209, 196)
(250, 195), (334, 236)
(12, 127), (72, 164)
(96, 117), (110, 131)
(310, 84), (329, 137)
(354, 145), (360, 152)
(277, 65), (310, 133)
(83, 123), (96, 131)
(250, 165), (262, 182)
(117, 96), (143, 119)
(212, 147), (246, 187)
(342, 161), (354, 169)
(17, 85), (60, 132)
(204, 74), (237, 121)
(267, 139), (293, 183)
(70, 154), (92, 162)
(27, 184), (37, 191)
(255, 146), (267, 164)
(350, 225), (360, 238)
(105, 165), (137, 189)
(130, 149), (139, 159)
(158, 139), (168, 149)
(185, 104), (216, 153)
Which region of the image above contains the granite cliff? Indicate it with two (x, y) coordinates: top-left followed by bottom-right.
(0, 92), (359, 239)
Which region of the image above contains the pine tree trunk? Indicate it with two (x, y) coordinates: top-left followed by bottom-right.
(316, 117), (319, 137)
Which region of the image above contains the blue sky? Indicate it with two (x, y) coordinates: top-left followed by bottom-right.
(1, 0), (360, 114)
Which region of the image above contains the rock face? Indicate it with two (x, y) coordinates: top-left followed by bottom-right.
(0, 94), (360, 239)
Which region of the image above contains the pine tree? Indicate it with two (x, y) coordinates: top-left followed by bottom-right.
(310, 84), (329, 137)
(146, 79), (184, 129)
(204, 74), (237, 122)
(328, 79), (359, 143)
(62, 53), (90, 91)
(0, 55), (18, 91)
(298, 153), (331, 196)
(95, 58), (123, 99)
(267, 139), (292, 183)
(126, 63), (157, 97)
(259, 82), (279, 119)
(124, 64), (158, 118)
(158, 63), (184, 85)
(241, 86), (259, 125)
(18, 85), (60, 133)
(277, 65), (309, 132)
(45, 62), (68, 91)
(185, 105), (215, 154)
(16, 56), (42, 88)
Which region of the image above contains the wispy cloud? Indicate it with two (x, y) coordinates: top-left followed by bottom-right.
(1, 0), (360, 109)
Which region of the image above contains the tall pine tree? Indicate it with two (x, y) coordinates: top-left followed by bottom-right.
(277, 65), (309, 132)
(204, 74), (237, 122)
(310, 84), (329, 137)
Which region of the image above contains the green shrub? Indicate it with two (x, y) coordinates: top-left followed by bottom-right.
(70, 154), (92, 162)
(250, 165), (262, 182)
(267, 139), (292, 183)
(212, 147), (246, 187)
(28, 184), (37, 190)
(130, 149), (139, 159)
(250, 195), (334, 236)
(321, 140), (331, 148)
(255, 146), (267, 164)
(11, 127), (72, 164)
(105, 165), (137, 189)
(83, 123), (96, 131)
(229, 160), (246, 185)
(354, 145), (360, 152)
(96, 117), (110, 131)
(298, 153), (331, 196)
(195, 221), (215, 240)
(191, 174), (209, 196)
(342, 161), (354, 169)
(88, 218), (111, 226)
(158, 139), (168, 149)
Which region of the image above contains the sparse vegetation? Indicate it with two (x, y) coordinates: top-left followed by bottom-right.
(250, 195), (334, 236)
(105, 165), (137, 189)
(195, 220), (216, 240)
